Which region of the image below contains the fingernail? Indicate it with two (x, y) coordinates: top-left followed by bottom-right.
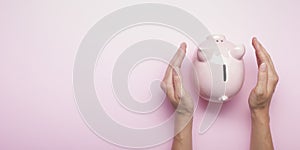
(253, 37), (257, 41)
(254, 38), (260, 46)
(180, 42), (186, 47)
(256, 38), (262, 48)
(260, 63), (267, 72)
(180, 42), (187, 51)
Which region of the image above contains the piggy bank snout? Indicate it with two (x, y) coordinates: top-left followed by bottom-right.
(230, 45), (245, 60)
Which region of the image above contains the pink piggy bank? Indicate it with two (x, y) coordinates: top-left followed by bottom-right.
(193, 35), (245, 103)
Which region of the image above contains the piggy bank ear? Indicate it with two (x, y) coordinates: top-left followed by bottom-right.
(197, 47), (207, 62)
(230, 45), (245, 60)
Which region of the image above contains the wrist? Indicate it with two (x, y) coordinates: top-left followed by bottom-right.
(175, 109), (193, 117)
(251, 109), (270, 124)
(175, 96), (194, 116)
(174, 117), (193, 140)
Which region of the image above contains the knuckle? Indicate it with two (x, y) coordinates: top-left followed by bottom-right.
(254, 88), (266, 98)
(274, 75), (279, 82)
(165, 84), (174, 94)
(160, 81), (166, 90)
(166, 84), (173, 90)
(175, 92), (182, 100)
(270, 74), (279, 84)
(174, 76), (181, 83)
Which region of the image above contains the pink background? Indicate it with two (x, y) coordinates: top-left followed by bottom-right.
(1, 0), (300, 149)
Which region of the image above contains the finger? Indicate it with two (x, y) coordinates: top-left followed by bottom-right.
(252, 37), (277, 73)
(172, 67), (182, 100)
(252, 37), (268, 67)
(161, 67), (174, 96)
(162, 65), (173, 86)
(160, 81), (167, 93)
(170, 42), (187, 68)
(161, 71), (175, 100)
(255, 62), (268, 97)
(166, 82), (175, 102)
(162, 42), (186, 84)
(252, 37), (279, 91)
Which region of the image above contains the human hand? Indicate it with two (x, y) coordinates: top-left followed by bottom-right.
(161, 43), (193, 150)
(248, 37), (279, 115)
(249, 37), (278, 150)
(160, 43), (194, 116)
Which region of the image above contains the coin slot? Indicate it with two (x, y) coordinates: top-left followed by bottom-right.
(223, 64), (227, 82)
